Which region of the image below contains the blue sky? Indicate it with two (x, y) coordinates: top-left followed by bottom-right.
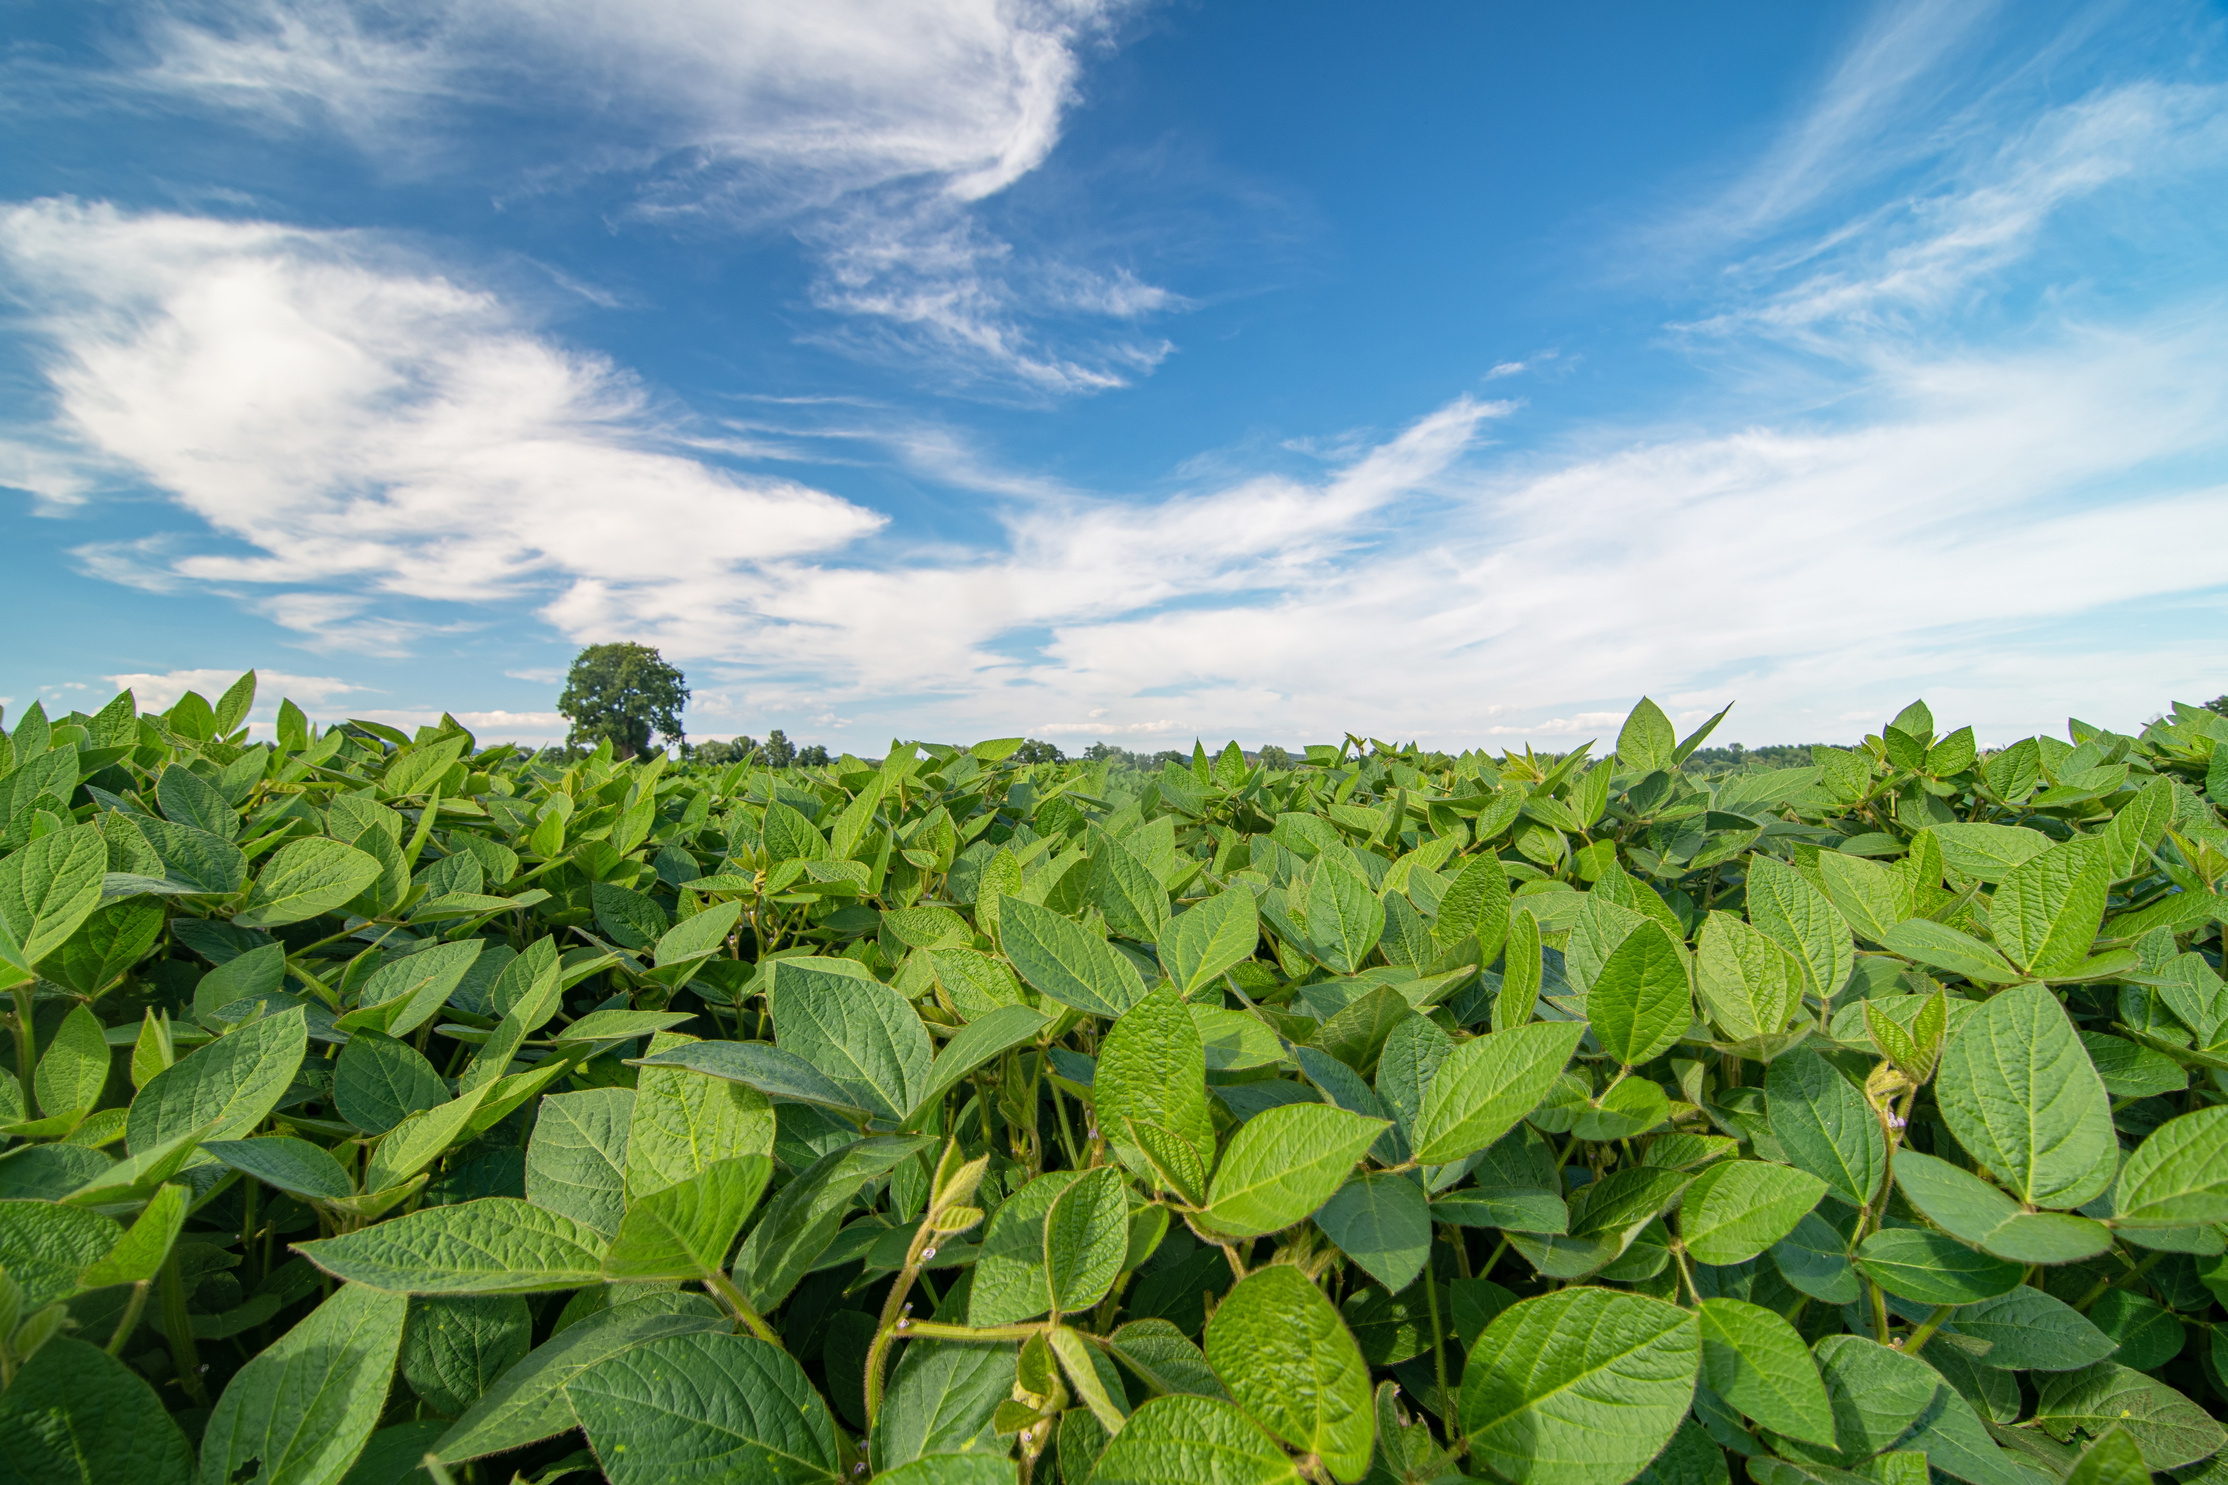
(3, 0), (2226, 752)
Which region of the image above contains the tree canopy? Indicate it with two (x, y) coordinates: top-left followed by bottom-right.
(556, 642), (688, 758)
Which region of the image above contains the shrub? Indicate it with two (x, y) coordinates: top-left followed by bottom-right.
(0, 683), (2223, 1485)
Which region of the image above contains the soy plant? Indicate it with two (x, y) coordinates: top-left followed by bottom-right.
(0, 678), (2224, 1485)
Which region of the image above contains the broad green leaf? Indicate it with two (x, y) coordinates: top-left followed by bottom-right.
(1157, 888), (1260, 999)
(1045, 1165), (1129, 1318)
(1312, 1170), (1432, 1294)
(32, 1005), (108, 1122)
(1801, 1333), (1943, 1465)
(732, 1136), (931, 1313)
(433, 1295), (726, 1463)
(625, 1031), (775, 1203)
(1935, 983), (2115, 1209)
(1049, 1321), (1132, 1434)
(652, 897), (740, 968)
(1817, 851), (1908, 943)
(630, 1039), (872, 1120)
(2034, 1364), (2225, 1469)
(1198, 1103), (1388, 1240)
(1746, 856), (1854, 1004)
(0, 823), (107, 962)
(0, 1200), (121, 1305)
(1891, 1151), (2113, 1264)
(1770, 1212), (1860, 1305)
(1458, 1287), (1700, 1485)
(2113, 1106), (2228, 1227)
(909, 1002), (1049, 1124)
(1993, 838), (2110, 977)
(1945, 1286), (2116, 1371)
(1695, 912), (1806, 1041)
(1619, 698), (1677, 773)
(565, 1331), (844, 1484)
(1497, 905), (1543, 1031)
(191, 941), (287, 1028)
(1679, 1160), (1826, 1265)
(2085, 1290), (2183, 1372)
(296, 1198), (609, 1293)
(77, 1180), (188, 1287)
(602, 1157), (770, 1281)
(0, 1338), (193, 1485)
(37, 894), (164, 998)
(1697, 1297), (1834, 1446)
(1091, 829), (1173, 942)
(1765, 1049), (1885, 1210)
(364, 1082), (494, 1192)
(1854, 1228), (2023, 1303)
(869, 1338), (1016, 1474)
(401, 1294), (532, 1418)
(333, 1030), (449, 1135)
(1409, 1019), (1587, 1166)
(970, 1169), (1086, 1326)
(2064, 1429), (2147, 1485)
(198, 1283), (408, 1485)
(525, 1087), (634, 1236)
(1096, 985), (1215, 1203)
(204, 1137), (354, 1203)
(126, 1005), (306, 1154)
(1204, 1265), (1373, 1482)
(1564, 893), (1645, 997)
(768, 957), (930, 1121)
(1587, 920), (1689, 1066)
(1104, 1317), (1229, 1399)
(1931, 824), (2052, 883)
(341, 939), (486, 1039)
(1001, 898), (1149, 1018)
(1306, 864), (1385, 974)
(234, 837), (383, 928)
(157, 763), (234, 838)
(1089, 1393), (1303, 1485)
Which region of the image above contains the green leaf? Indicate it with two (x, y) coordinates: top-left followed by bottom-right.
(1204, 1265), (1373, 1482)
(869, 1338), (1015, 1474)
(970, 1169), (1087, 1326)
(199, 1283), (408, 1485)
(1765, 1049), (1885, 1211)
(909, 1003), (1049, 1125)
(235, 837), (384, 928)
(364, 1083), (494, 1192)
(1000, 898), (1150, 1018)
(433, 1295), (726, 1463)
(39, 895), (165, 998)
(1770, 1212), (1860, 1305)
(1312, 1170), (1432, 1294)
(1088, 1393), (1303, 1485)
(1992, 838), (2111, 977)
(731, 1136), (931, 1313)
(1091, 829), (1173, 942)
(401, 1294), (532, 1418)
(1944, 1286), (2116, 1371)
(1818, 852), (1909, 943)
(1696, 1297), (1834, 1446)
(525, 1087), (634, 1236)
(157, 763), (235, 839)
(1588, 920), (1690, 1066)
(77, 1180), (188, 1287)
(1930, 824), (2053, 883)
(125, 1004), (306, 1154)
(1157, 888), (1260, 999)
(1695, 912), (1807, 1041)
(296, 1197), (610, 1293)
(1198, 1103), (1388, 1240)
(1305, 864), (1385, 975)
(602, 1157), (770, 1281)
(768, 957), (930, 1122)
(1745, 856), (1854, 1005)
(1854, 1228), (2023, 1303)
(1409, 1019), (1587, 1166)
(32, 1005), (108, 1123)
(2064, 1429), (2147, 1485)
(204, 1137), (354, 1203)
(1891, 1151), (2112, 1264)
(1679, 1160), (1826, 1266)
(0, 1199), (120, 1306)
(342, 939), (487, 1040)
(0, 1338), (194, 1485)
(1458, 1287), (1700, 1485)
(565, 1331), (844, 1484)
(1936, 983), (2116, 1209)
(2113, 1106), (2228, 1227)
(0, 823), (107, 962)
(1619, 698), (1678, 773)
(1801, 1333), (1942, 1465)
(626, 1031), (775, 1203)
(1045, 1165), (1130, 1318)
(2085, 1290), (2184, 1372)
(652, 897), (740, 969)
(2034, 1364), (2226, 1469)
(1498, 905), (1544, 1030)
(630, 1040), (872, 1121)
(191, 940), (286, 1028)
(333, 1029), (449, 1135)
(1096, 985), (1215, 1203)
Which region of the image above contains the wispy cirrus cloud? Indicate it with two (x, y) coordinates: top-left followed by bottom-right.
(95, 0), (1171, 393)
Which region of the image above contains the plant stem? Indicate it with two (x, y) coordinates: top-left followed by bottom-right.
(106, 1280), (151, 1356)
(2075, 1249), (2165, 1313)
(1423, 1245), (1452, 1429)
(11, 984), (36, 1111)
(158, 1251), (210, 1407)
(1901, 1305), (1954, 1356)
(701, 1269), (781, 1346)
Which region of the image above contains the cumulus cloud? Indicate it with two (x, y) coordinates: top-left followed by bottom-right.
(113, 0), (1167, 391)
(104, 666), (359, 711)
(0, 199), (884, 653)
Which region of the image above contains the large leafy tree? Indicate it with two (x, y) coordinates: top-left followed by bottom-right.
(556, 642), (688, 758)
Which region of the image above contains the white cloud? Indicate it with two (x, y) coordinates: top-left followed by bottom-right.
(116, 0), (1165, 391)
(0, 199), (884, 654)
(104, 666), (359, 710)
